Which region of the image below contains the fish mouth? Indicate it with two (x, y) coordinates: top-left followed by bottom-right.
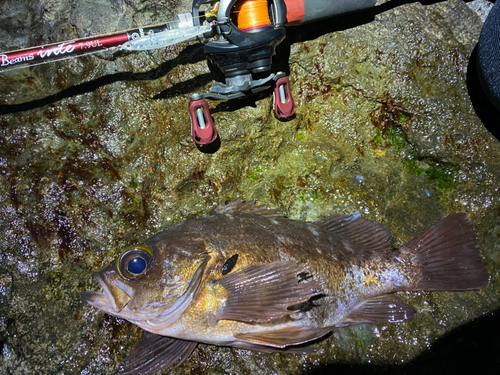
(82, 274), (131, 314)
(83, 256), (209, 327)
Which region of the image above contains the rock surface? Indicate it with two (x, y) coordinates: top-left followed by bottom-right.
(1, 0), (499, 374)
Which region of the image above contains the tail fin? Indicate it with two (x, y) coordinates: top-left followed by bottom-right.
(402, 213), (489, 291)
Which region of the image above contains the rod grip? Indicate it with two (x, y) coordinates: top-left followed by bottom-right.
(284, 0), (377, 25)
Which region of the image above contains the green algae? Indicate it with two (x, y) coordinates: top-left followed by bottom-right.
(308, 189), (322, 201)
(398, 112), (411, 124)
(424, 164), (459, 191)
(389, 126), (407, 148)
(373, 131), (383, 145)
(401, 151), (459, 192)
(248, 172), (259, 181)
(373, 121), (458, 195)
(248, 165), (264, 182)
(401, 153), (424, 176)
(297, 189), (322, 203)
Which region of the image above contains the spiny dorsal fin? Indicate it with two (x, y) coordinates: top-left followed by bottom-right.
(336, 294), (415, 327)
(211, 197), (281, 216)
(234, 326), (332, 348)
(119, 331), (197, 375)
(315, 213), (393, 254)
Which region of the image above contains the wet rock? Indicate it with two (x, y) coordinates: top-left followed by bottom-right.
(1, 0), (499, 374)
(467, 0), (494, 22)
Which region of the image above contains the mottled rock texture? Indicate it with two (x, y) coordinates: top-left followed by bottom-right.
(1, 0), (499, 374)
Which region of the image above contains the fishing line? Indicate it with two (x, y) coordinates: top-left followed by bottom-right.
(234, 0), (272, 31)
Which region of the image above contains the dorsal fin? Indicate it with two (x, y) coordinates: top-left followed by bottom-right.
(211, 197), (281, 216)
(314, 213), (393, 254)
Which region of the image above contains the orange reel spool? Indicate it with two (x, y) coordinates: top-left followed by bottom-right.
(235, 0), (272, 31)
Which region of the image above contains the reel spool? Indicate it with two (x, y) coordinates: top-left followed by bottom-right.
(235, 0), (273, 31)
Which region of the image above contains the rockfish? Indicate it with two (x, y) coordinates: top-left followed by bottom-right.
(83, 199), (489, 374)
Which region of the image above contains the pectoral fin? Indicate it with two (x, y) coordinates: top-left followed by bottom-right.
(215, 261), (323, 323)
(235, 326), (332, 348)
(336, 294), (415, 327)
(119, 331), (197, 375)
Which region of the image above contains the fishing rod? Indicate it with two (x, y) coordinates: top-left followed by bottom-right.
(0, 14), (213, 71)
(0, 0), (377, 148)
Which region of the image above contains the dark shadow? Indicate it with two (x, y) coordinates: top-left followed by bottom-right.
(304, 308), (500, 375)
(152, 72), (214, 100)
(195, 133), (221, 154)
(467, 45), (500, 141)
(0, 43), (208, 115)
(211, 90), (269, 114)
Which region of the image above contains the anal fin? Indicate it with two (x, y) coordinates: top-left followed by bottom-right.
(234, 326), (332, 349)
(337, 294), (416, 327)
(233, 341), (317, 354)
(119, 331), (197, 375)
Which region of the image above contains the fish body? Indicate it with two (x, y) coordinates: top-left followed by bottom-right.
(83, 199), (489, 374)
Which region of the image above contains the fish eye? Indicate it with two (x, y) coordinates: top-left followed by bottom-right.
(117, 245), (153, 280)
(128, 257), (147, 274)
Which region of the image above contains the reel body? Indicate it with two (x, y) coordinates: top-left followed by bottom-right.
(189, 0), (295, 147)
